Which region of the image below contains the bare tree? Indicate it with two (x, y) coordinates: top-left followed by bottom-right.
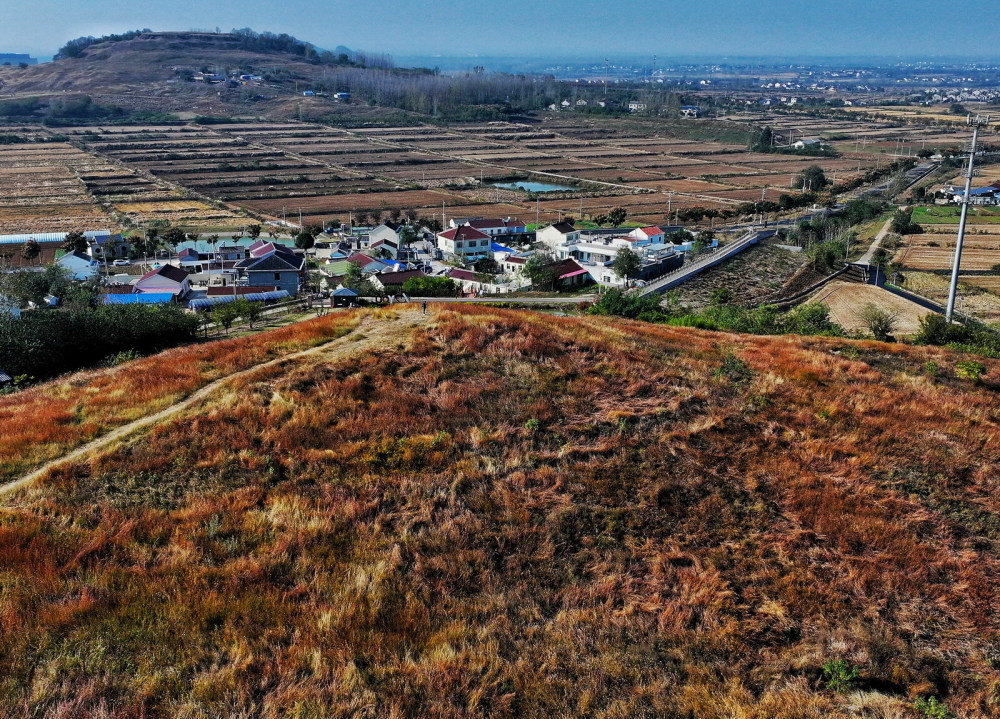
(856, 303), (899, 342)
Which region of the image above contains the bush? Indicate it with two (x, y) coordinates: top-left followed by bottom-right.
(915, 314), (967, 346)
(402, 276), (458, 297)
(955, 359), (985, 382)
(856, 303), (899, 341)
(821, 659), (860, 693)
(588, 289), (669, 322)
(915, 696), (956, 719)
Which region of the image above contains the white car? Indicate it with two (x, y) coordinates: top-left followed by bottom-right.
(113, 259), (130, 267)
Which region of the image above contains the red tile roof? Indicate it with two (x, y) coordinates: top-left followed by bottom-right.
(638, 226), (663, 236)
(448, 269), (484, 282)
(439, 226), (490, 241)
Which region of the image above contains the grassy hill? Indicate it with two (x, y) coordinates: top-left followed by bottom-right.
(2, 305), (1000, 717)
(0, 31), (397, 121)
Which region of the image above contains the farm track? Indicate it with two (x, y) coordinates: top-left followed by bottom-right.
(0, 309), (428, 502)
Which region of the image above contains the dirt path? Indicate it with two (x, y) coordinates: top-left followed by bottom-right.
(858, 217), (894, 265)
(0, 308), (427, 501)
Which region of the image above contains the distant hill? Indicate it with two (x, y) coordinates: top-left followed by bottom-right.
(0, 31), (377, 116)
(1, 304), (999, 717)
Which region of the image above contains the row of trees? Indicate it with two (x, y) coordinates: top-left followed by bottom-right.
(588, 288), (843, 336)
(0, 303), (198, 380)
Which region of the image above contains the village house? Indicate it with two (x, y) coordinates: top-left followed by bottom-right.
(56, 250), (100, 280)
(628, 226), (666, 244)
(367, 221), (404, 247)
(437, 225), (493, 260)
(450, 217), (529, 238)
(134, 264), (191, 297)
(235, 242), (305, 295)
(369, 238), (399, 259)
(447, 268), (511, 295)
(536, 222), (581, 250)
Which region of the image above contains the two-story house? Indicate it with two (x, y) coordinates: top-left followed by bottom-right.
(437, 225), (492, 260)
(535, 222), (581, 251)
(235, 243), (305, 296)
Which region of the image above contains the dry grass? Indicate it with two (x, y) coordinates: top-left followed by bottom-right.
(0, 311), (360, 484)
(1, 306), (999, 717)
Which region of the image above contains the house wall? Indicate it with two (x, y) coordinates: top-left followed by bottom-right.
(248, 270), (300, 296)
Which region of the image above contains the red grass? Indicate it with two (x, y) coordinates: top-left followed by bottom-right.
(0, 306), (998, 717)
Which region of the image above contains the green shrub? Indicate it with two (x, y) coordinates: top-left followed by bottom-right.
(914, 696), (956, 719)
(955, 359), (985, 382)
(821, 659), (860, 693)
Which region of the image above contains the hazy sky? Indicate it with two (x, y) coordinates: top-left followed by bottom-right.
(3, 0), (995, 60)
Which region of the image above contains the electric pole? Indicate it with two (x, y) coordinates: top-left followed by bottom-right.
(946, 114), (991, 323)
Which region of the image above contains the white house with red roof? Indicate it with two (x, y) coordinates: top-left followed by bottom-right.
(134, 264), (191, 296)
(628, 226), (665, 244)
(437, 225), (492, 260)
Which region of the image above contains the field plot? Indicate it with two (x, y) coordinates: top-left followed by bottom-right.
(896, 245), (1000, 270)
(809, 281), (931, 336)
(0, 141), (114, 234)
(900, 271), (1000, 322)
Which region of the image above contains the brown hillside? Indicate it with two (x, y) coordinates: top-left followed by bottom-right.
(1, 305), (999, 717)
(0, 32), (349, 114)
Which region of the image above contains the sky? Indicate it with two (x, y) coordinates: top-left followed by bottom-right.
(3, 0), (996, 61)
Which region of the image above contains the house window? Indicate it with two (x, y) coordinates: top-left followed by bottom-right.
(274, 273), (281, 281)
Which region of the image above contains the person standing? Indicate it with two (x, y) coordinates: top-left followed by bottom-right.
(421, 300), (427, 314)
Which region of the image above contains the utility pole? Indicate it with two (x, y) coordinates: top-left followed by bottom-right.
(946, 114), (991, 323)
(604, 58), (609, 96)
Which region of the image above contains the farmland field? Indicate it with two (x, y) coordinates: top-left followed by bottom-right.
(0, 110), (959, 235)
(60, 111), (940, 227)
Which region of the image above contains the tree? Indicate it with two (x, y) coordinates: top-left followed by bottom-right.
(524, 250), (560, 290)
(246, 223), (261, 240)
(611, 247), (642, 283)
(401, 276), (457, 297)
(606, 207), (627, 226)
(890, 209), (922, 235)
(473, 256), (501, 274)
(161, 228), (186, 259)
(343, 261), (381, 297)
(294, 230), (316, 250)
(399, 224), (418, 249)
(20, 239), (40, 266)
(231, 298), (264, 328)
(63, 230), (89, 254)
(856, 303), (899, 342)
(211, 303), (239, 334)
(796, 165), (828, 191)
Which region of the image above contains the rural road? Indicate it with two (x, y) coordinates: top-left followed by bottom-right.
(0, 309), (428, 502)
(858, 217), (895, 265)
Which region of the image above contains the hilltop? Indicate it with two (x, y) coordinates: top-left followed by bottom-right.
(1, 305), (1000, 717)
(0, 31), (396, 120)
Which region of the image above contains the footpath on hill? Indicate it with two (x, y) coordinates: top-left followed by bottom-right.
(0, 308), (428, 501)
